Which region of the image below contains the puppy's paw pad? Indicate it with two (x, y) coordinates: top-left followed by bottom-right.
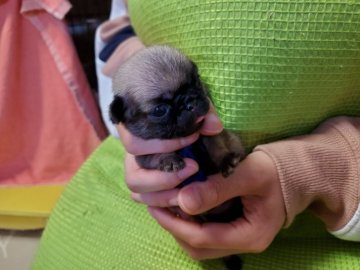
(159, 157), (185, 172)
(221, 152), (242, 177)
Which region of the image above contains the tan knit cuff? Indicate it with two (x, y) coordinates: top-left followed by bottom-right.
(98, 14), (145, 78)
(254, 117), (360, 231)
(102, 37), (145, 78)
(100, 16), (131, 43)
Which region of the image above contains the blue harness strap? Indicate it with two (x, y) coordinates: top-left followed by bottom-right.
(99, 25), (136, 62)
(177, 139), (218, 188)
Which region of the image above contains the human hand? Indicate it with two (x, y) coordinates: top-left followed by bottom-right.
(146, 151), (286, 259)
(117, 105), (224, 201)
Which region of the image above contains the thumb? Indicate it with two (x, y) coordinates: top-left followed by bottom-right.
(177, 151), (272, 215)
(178, 174), (242, 215)
(200, 104), (223, 136)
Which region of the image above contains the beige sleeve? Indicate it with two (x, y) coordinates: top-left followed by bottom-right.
(254, 117), (360, 240)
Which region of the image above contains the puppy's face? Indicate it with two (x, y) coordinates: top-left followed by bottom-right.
(110, 46), (210, 139)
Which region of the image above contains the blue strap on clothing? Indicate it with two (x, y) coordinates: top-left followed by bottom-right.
(99, 25), (135, 62)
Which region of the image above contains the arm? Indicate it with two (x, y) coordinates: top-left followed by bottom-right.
(256, 116), (360, 240)
(142, 116), (360, 259)
(95, 0), (145, 136)
(98, 11), (145, 77)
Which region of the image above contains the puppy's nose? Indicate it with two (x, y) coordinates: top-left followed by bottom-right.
(178, 110), (196, 127)
(184, 99), (197, 111)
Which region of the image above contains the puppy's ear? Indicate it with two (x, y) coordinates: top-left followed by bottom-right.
(190, 60), (205, 91)
(109, 95), (126, 124)
(190, 60), (199, 77)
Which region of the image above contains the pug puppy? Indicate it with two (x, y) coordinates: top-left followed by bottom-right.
(109, 45), (244, 269)
(109, 45), (245, 178)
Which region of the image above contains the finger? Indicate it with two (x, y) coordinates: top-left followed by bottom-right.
(178, 176), (230, 215)
(117, 123), (199, 155)
(178, 171), (250, 215)
(125, 155), (199, 193)
(174, 237), (239, 260)
(178, 153), (272, 215)
(131, 189), (179, 207)
(148, 207), (262, 252)
(200, 104), (224, 136)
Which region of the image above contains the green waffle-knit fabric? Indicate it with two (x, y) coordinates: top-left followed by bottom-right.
(33, 137), (360, 270)
(33, 1), (360, 269)
(129, 0), (360, 149)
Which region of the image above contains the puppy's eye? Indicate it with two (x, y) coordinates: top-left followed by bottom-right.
(151, 104), (170, 117)
(185, 98), (197, 111)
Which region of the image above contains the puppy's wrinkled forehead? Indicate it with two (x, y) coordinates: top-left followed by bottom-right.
(112, 46), (194, 108)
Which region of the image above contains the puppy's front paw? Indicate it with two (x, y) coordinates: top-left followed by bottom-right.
(159, 156), (185, 172)
(221, 152), (242, 177)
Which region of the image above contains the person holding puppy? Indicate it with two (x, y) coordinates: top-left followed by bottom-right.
(101, 0), (360, 257)
(33, 0), (360, 269)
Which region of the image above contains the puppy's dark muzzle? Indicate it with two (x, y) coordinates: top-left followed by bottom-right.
(175, 110), (206, 137)
(177, 110), (196, 128)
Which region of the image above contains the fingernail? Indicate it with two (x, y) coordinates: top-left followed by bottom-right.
(168, 197), (178, 206)
(180, 133), (198, 147)
(203, 113), (223, 133)
(179, 186), (202, 213)
(177, 163), (198, 179)
(131, 193), (142, 203)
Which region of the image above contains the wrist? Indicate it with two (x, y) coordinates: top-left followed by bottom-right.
(254, 118), (360, 231)
(244, 151), (279, 194)
(243, 151), (286, 226)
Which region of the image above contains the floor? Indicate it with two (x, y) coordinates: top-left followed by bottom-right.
(0, 230), (42, 270)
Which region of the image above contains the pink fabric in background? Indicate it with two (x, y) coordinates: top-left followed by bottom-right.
(0, 0), (107, 186)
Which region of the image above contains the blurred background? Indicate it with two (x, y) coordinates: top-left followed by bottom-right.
(66, 0), (111, 91)
(0, 1), (111, 269)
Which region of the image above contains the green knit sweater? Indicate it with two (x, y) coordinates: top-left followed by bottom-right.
(129, 0), (360, 148)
